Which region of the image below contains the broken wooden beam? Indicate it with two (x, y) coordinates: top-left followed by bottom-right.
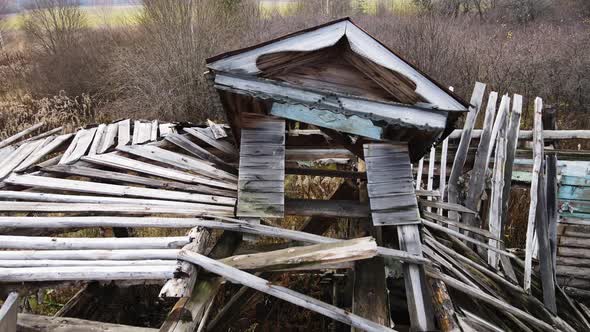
(179, 250), (396, 332)
(17, 313), (157, 332)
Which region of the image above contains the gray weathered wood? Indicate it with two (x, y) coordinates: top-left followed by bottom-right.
(364, 143), (420, 226)
(0, 216), (426, 264)
(44, 164), (236, 197)
(524, 97), (544, 293)
(59, 127), (98, 165)
(98, 123), (118, 153)
(13, 134), (73, 172)
(0, 140), (45, 178)
(447, 82), (486, 222)
(0, 260), (177, 267)
(501, 94), (523, 236)
(237, 115), (285, 218)
(82, 153), (237, 190)
(0, 292), (18, 332)
(88, 124), (107, 155)
(0, 265), (177, 282)
(0, 201), (234, 216)
(486, 95), (510, 162)
(117, 145), (237, 182)
(17, 313), (158, 332)
(117, 119), (131, 147)
(160, 227), (210, 299)
(179, 250), (396, 332)
(185, 127), (238, 156)
(461, 91), (498, 229)
(0, 235), (190, 250)
(426, 270), (555, 332)
(165, 134), (236, 174)
(4, 174), (236, 206)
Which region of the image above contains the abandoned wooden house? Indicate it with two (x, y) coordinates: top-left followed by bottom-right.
(2, 17), (590, 332)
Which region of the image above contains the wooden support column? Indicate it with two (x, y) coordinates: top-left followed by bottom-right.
(501, 94), (523, 237)
(543, 107), (559, 281)
(524, 98), (557, 313)
(461, 92), (498, 229)
(0, 292), (18, 332)
(364, 143), (434, 331)
(447, 82), (486, 224)
(352, 158), (390, 331)
(236, 113), (285, 218)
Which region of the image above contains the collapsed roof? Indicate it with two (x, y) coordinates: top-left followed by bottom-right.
(207, 18), (469, 161)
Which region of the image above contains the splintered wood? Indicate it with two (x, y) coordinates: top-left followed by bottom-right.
(237, 114), (285, 218)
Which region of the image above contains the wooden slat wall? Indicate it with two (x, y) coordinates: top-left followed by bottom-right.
(555, 161), (590, 288)
(237, 114), (285, 218)
(363, 143), (420, 226)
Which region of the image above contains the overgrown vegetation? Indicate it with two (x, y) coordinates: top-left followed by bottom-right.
(1, 0), (588, 132)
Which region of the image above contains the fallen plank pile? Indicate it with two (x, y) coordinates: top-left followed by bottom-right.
(0, 116), (589, 331)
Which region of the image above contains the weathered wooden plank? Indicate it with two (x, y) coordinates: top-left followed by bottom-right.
(462, 91), (498, 229)
(425, 146), (436, 211)
(285, 199), (369, 218)
(118, 145), (237, 183)
(418, 199), (475, 214)
(151, 120), (159, 141)
(237, 116), (285, 218)
(0, 122), (44, 149)
(364, 143), (420, 226)
(439, 137), (449, 206)
(179, 250), (396, 332)
(117, 119), (131, 147)
(488, 119), (508, 268)
(184, 127), (238, 156)
(4, 174), (236, 206)
(98, 123), (118, 154)
(501, 94), (523, 237)
(0, 260), (178, 268)
(132, 120), (152, 145)
(13, 134), (73, 172)
(450, 129), (590, 140)
(0, 140), (45, 178)
(160, 227), (210, 299)
(59, 127), (98, 165)
(159, 123), (176, 137)
(0, 235), (190, 250)
(447, 82), (486, 222)
(524, 97), (545, 294)
(486, 95), (510, 162)
(88, 124), (107, 155)
(427, 270), (555, 332)
(0, 292), (18, 332)
(0, 201), (234, 216)
(17, 313), (158, 332)
(43, 164), (237, 197)
(0, 216), (426, 264)
(421, 211), (499, 240)
(0, 265), (177, 282)
(415, 157), (424, 190)
(165, 133), (237, 174)
(83, 153), (237, 190)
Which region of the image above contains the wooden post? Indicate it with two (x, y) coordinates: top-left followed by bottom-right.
(416, 157), (424, 190)
(426, 146), (436, 212)
(523, 97), (557, 317)
(447, 82), (486, 223)
(488, 131), (507, 268)
(544, 107), (559, 281)
(439, 137), (449, 213)
(352, 158), (390, 331)
(535, 159), (557, 314)
(365, 143), (434, 331)
(501, 94), (523, 237)
(0, 292), (18, 332)
(461, 91), (499, 229)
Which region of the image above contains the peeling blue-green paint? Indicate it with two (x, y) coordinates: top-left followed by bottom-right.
(270, 103), (383, 140)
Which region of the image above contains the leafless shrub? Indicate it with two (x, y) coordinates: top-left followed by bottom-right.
(22, 0), (87, 55)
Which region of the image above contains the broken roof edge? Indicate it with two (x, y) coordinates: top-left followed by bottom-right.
(206, 17), (469, 112)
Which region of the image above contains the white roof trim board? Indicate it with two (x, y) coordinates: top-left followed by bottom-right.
(207, 20), (465, 112)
